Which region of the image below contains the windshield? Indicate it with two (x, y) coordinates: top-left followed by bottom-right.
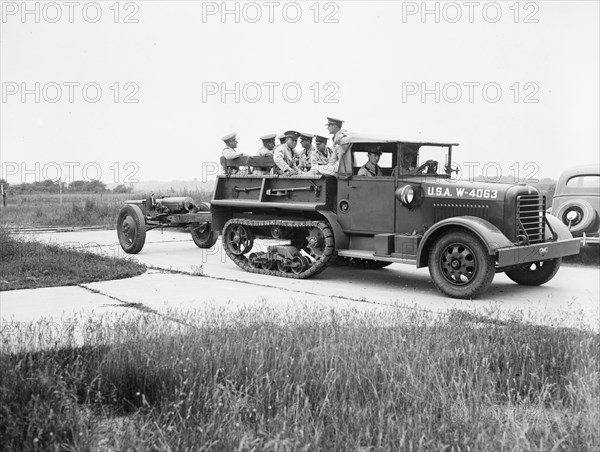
(347, 143), (452, 178)
(397, 144), (450, 177)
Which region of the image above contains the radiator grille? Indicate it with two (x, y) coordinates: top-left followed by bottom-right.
(517, 195), (546, 244)
(433, 203), (490, 222)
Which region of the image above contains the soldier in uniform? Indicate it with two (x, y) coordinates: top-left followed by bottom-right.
(310, 117), (347, 176)
(273, 130), (301, 175)
(393, 144), (437, 175)
(277, 134), (287, 145)
(357, 146), (384, 176)
(297, 133), (315, 172)
(254, 133), (277, 175)
(221, 132), (249, 174)
(310, 135), (332, 166)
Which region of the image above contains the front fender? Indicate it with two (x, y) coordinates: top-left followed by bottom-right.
(416, 216), (513, 268)
(545, 213), (573, 241)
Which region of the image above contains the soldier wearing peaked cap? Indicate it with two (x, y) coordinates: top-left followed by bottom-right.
(221, 132), (249, 160)
(297, 132), (315, 172)
(221, 132), (250, 175)
(310, 134), (333, 167)
(273, 130), (300, 175)
(357, 146), (383, 177)
(254, 133), (277, 175)
(257, 134), (277, 156)
(277, 134), (287, 145)
(326, 117), (344, 128)
(310, 117), (348, 176)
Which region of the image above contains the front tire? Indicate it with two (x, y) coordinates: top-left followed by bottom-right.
(117, 204), (146, 254)
(505, 258), (561, 286)
(428, 230), (495, 299)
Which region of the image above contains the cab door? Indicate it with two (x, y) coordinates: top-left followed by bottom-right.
(335, 144), (398, 234)
(336, 177), (396, 233)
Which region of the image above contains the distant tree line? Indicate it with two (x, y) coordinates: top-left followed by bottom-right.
(0, 179), (134, 194)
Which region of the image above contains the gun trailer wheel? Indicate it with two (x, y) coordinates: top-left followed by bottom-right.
(428, 230), (495, 299)
(191, 224), (219, 249)
(117, 204), (146, 254)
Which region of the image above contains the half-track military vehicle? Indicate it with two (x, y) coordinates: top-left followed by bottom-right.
(117, 133), (581, 299)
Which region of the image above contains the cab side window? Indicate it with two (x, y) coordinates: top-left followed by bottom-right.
(351, 143), (396, 176)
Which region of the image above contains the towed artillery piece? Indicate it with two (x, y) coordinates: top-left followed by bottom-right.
(117, 195), (218, 254)
(117, 134), (581, 299)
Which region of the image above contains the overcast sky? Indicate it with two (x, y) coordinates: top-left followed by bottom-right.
(1, 0), (598, 186)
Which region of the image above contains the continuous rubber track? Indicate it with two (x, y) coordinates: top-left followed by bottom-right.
(222, 219), (336, 279)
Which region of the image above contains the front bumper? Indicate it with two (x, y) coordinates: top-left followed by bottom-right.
(496, 238), (581, 268)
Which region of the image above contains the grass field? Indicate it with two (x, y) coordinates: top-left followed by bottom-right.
(0, 225), (147, 290)
(0, 190), (212, 228)
(1, 307), (598, 452)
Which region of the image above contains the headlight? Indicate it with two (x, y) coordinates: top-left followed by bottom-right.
(400, 185), (415, 206)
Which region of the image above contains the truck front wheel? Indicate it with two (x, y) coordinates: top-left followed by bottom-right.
(428, 230), (495, 299)
(504, 258), (561, 286)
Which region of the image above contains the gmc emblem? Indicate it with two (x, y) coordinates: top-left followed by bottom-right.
(539, 247), (549, 256)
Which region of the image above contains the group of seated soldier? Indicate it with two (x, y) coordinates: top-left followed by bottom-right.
(220, 130), (338, 176)
(220, 126), (439, 177)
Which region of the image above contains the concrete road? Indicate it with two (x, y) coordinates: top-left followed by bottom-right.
(2, 229), (599, 331)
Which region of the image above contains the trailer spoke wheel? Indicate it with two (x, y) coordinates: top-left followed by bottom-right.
(224, 223), (254, 255)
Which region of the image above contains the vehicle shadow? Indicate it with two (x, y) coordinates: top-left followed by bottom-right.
(318, 264), (560, 302)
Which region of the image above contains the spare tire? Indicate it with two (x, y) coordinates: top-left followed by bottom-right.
(555, 200), (598, 234)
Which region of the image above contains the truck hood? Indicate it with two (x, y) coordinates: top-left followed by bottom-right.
(413, 179), (539, 201)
